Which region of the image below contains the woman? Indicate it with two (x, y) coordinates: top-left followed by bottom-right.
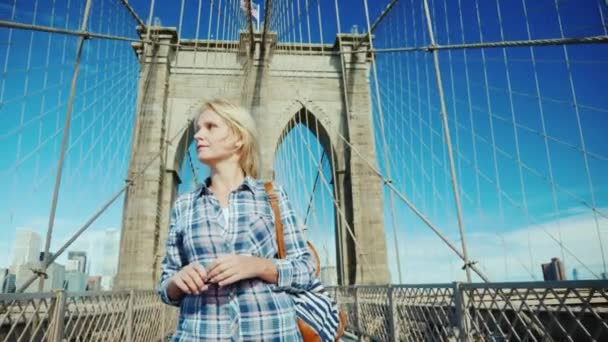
(157, 98), (317, 341)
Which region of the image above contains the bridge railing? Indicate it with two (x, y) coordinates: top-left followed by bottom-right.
(327, 280), (608, 341)
(2, 281), (607, 341)
(0, 290), (177, 342)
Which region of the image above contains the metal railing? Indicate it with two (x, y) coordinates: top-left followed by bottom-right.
(0, 290), (177, 342)
(327, 280), (608, 342)
(2, 280), (607, 341)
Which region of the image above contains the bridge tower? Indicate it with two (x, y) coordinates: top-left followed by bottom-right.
(115, 28), (390, 289)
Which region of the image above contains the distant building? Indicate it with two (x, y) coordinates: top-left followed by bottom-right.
(5, 274), (16, 293)
(68, 251), (87, 274)
(10, 229), (42, 274)
(16, 263), (39, 293)
(101, 275), (114, 291)
(65, 271), (88, 292)
(0, 269), (16, 293)
(541, 257), (566, 281)
(32, 252), (65, 292)
(39, 252), (66, 291)
(66, 260), (80, 272)
(45, 262), (66, 292)
(102, 229), (119, 278)
(87, 276), (102, 291)
(15, 260), (65, 292)
(320, 266), (338, 286)
(0, 268), (8, 293)
(572, 268), (578, 280)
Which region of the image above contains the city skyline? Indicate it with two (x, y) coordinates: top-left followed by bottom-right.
(1, 226), (120, 291)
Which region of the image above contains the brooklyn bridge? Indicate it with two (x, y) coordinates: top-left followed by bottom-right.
(1, 0), (607, 340)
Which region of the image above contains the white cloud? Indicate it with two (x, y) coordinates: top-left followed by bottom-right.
(387, 208), (608, 284)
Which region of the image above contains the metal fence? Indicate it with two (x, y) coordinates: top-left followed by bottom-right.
(0, 290), (177, 342)
(2, 280), (607, 341)
(327, 280), (608, 342)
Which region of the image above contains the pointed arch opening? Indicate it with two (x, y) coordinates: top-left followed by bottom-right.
(272, 104), (353, 285)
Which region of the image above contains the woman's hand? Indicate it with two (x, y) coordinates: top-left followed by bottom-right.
(207, 255), (277, 287)
(168, 262), (209, 298)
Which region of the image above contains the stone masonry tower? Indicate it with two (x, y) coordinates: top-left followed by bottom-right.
(115, 27), (390, 289)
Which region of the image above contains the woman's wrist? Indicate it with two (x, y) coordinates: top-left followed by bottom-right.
(167, 278), (185, 301)
(255, 257), (279, 284)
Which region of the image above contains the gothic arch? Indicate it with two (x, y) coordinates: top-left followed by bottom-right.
(273, 101), (336, 170)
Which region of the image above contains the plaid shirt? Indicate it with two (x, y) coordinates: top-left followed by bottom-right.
(158, 176), (316, 341)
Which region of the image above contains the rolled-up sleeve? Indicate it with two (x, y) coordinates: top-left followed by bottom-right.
(272, 185), (316, 292)
(157, 205), (183, 306)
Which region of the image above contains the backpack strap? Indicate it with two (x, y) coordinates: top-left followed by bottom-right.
(264, 182), (320, 277)
(264, 182), (286, 259)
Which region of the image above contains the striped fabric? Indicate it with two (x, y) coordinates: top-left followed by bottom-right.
(290, 279), (341, 341)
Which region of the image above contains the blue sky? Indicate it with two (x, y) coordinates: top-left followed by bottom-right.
(368, 0), (608, 282)
(0, 0), (139, 273)
(1, 0), (607, 284)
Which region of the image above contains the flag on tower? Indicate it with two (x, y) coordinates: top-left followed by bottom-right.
(251, 2), (259, 21)
(240, 0), (260, 21)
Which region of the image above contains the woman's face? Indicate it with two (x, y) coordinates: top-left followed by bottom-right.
(194, 108), (242, 165)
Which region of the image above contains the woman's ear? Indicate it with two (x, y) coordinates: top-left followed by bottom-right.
(235, 140), (243, 149)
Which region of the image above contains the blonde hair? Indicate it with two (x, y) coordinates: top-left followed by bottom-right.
(199, 98), (261, 178)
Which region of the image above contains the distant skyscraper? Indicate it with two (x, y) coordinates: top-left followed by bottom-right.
(541, 257), (566, 281)
(13, 252), (67, 292)
(65, 271), (88, 292)
(572, 268), (578, 280)
(5, 274), (16, 293)
(68, 251), (87, 274)
(66, 260), (80, 272)
(1, 269), (16, 293)
(10, 229), (42, 273)
(45, 262), (66, 291)
(15, 264), (35, 293)
(15, 261), (65, 292)
(65, 254), (87, 292)
(0, 268), (8, 293)
(102, 229), (119, 277)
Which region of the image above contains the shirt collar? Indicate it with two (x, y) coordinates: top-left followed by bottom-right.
(197, 175), (257, 197)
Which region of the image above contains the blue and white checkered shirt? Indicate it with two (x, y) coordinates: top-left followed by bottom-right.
(158, 176), (316, 341)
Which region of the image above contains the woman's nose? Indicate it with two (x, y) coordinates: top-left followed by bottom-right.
(194, 134), (210, 146)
